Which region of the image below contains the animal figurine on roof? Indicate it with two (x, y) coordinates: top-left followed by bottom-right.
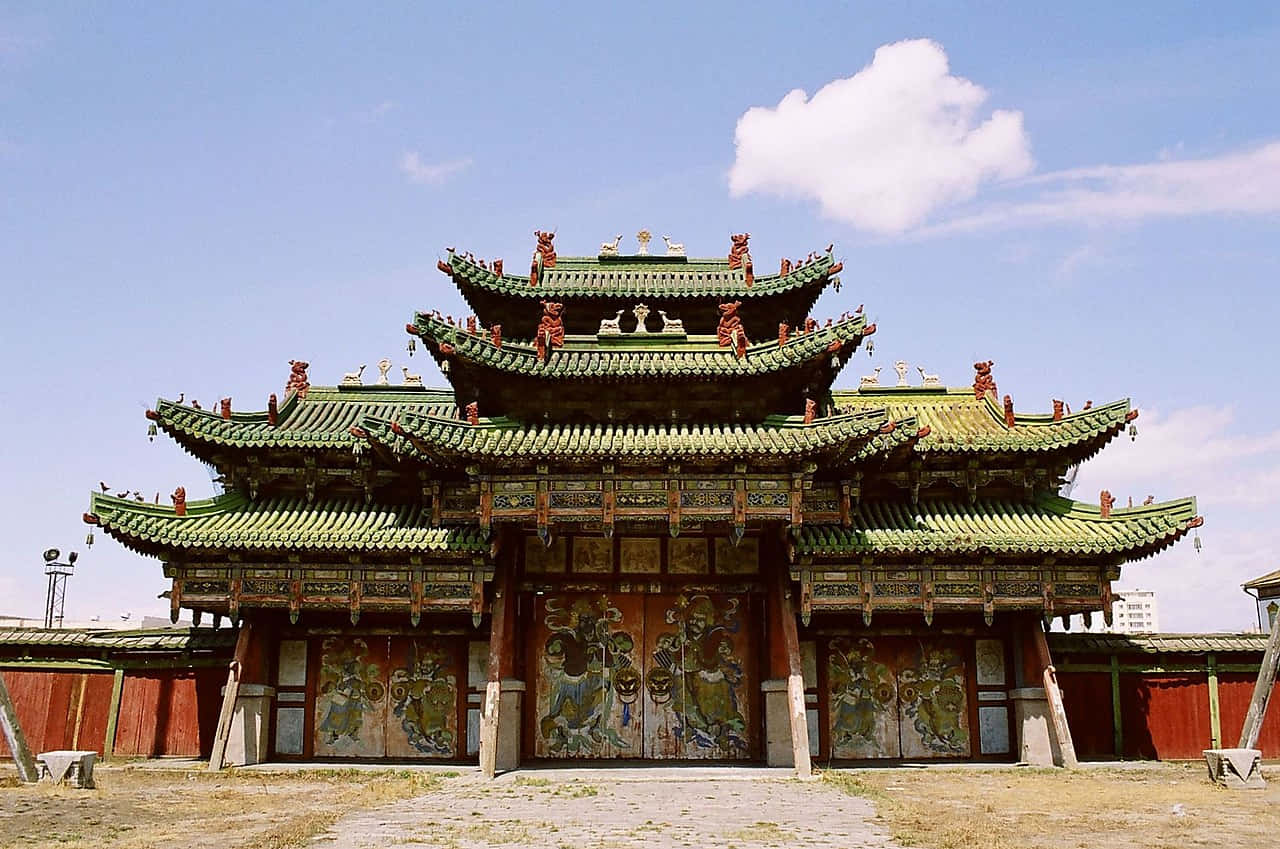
(600, 235), (622, 256)
(662, 235), (685, 257)
(598, 310), (624, 335)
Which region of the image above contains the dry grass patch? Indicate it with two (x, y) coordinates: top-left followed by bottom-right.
(0, 765), (445, 849)
(824, 763), (1280, 849)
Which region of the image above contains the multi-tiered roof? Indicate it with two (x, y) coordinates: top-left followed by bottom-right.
(86, 231), (1201, 626)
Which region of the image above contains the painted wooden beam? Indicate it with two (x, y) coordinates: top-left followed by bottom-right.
(1032, 623), (1079, 768)
(479, 558), (513, 779)
(772, 562), (812, 778)
(0, 672), (37, 783)
(208, 625), (252, 770)
(1238, 620), (1280, 749)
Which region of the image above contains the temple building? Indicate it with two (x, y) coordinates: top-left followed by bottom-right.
(84, 231), (1202, 771)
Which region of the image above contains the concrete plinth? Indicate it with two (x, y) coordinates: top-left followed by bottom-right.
(1010, 687), (1061, 766)
(496, 679), (524, 773)
(761, 680), (793, 767)
(1203, 748), (1266, 789)
(222, 684), (275, 767)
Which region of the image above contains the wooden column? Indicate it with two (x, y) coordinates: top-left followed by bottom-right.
(1032, 623), (1078, 768)
(1238, 619), (1280, 749)
(1109, 655), (1124, 757)
(0, 672), (37, 783)
(208, 624), (252, 771)
(103, 667), (125, 761)
(480, 556), (515, 779)
(771, 561), (812, 777)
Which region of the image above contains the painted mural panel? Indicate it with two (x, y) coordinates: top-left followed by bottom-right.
(385, 638), (459, 759)
(829, 637), (900, 759)
(828, 637), (972, 760)
(897, 640), (971, 758)
(533, 594), (645, 758)
(642, 594), (754, 759)
(314, 636), (388, 758)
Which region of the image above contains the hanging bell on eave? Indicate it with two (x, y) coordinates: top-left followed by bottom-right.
(147, 422), (158, 442)
(407, 337), (416, 357)
(1194, 533), (1202, 553)
(85, 530), (94, 547)
(1129, 424), (1138, 442)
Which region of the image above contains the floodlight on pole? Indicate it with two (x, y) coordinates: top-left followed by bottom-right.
(41, 548), (81, 629)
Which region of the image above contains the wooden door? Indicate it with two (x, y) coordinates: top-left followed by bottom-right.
(314, 636), (389, 758)
(828, 636), (972, 760)
(642, 593), (755, 760)
(385, 638), (461, 759)
(531, 593), (646, 758)
(312, 635), (462, 759)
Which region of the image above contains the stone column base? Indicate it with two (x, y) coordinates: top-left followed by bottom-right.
(1204, 748), (1266, 789)
(221, 684), (275, 766)
(496, 679), (525, 773)
(1010, 687), (1061, 766)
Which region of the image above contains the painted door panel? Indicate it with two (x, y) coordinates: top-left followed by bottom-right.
(642, 593), (754, 760)
(312, 636), (462, 759)
(532, 593), (645, 758)
(314, 636), (388, 758)
(828, 637), (971, 760)
(531, 592), (755, 760)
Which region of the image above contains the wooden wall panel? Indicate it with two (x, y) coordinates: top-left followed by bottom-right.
(1056, 671), (1114, 758)
(1217, 672), (1280, 757)
(113, 671), (206, 758)
(0, 670), (115, 756)
(1119, 673), (1209, 760)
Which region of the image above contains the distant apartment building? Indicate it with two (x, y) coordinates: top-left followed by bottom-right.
(1060, 588), (1160, 634)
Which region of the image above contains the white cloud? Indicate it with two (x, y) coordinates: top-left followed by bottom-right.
(728, 39), (1033, 235)
(1072, 405), (1280, 631)
(933, 142), (1280, 234)
(400, 152), (473, 185)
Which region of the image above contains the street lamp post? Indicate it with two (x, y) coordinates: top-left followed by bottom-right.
(42, 548), (79, 629)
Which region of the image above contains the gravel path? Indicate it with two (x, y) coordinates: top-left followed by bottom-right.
(314, 767), (901, 849)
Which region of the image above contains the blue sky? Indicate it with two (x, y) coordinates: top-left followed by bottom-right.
(2, 2), (1277, 630)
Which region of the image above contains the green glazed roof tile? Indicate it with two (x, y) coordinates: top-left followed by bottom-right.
(792, 494), (1199, 558)
(87, 491), (486, 556)
(832, 388), (1133, 457)
(359, 408), (919, 466)
(413, 313), (870, 380)
(1048, 632), (1269, 655)
(446, 250), (839, 299)
(151, 386), (457, 452)
(0, 627), (237, 652)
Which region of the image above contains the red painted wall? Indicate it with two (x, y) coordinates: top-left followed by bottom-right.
(113, 669), (224, 758)
(1217, 672), (1280, 757)
(1057, 671), (1114, 758)
(0, 669), (115, 755)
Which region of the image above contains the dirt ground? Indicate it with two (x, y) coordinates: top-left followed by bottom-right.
(0, 766), (442, 849)
(2, 762), (1277, 849)
(827, 762), (1280, 849)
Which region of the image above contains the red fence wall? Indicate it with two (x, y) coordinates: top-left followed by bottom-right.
(1058, 663), (1280, 760)
(0, 670), (115, 756)
(2, 667), (222, 759)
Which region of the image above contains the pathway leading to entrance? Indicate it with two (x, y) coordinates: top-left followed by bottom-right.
(314, 767), (901, 849)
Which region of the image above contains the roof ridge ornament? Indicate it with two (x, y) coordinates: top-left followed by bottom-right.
(973, 360), (996, 399)
(636, 230), (651, 255)
(341, 364), (367, 386)
(600, 234), (622, 256)
(662, 235), (685, 257)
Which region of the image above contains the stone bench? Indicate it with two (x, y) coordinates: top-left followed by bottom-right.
(1203, 748), (1265, 790)
(36, 750), (97, 789)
